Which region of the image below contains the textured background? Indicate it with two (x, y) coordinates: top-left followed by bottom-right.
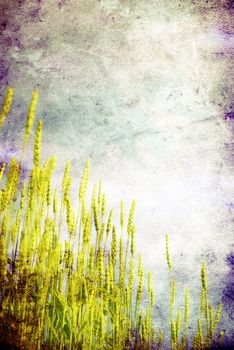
(0, 0), (233, 346)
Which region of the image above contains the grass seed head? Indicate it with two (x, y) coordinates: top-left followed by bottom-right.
(111, 225), (117, 267)
(120, 200), (125, 231)
(79, 160), (90, 202)
(127, 199), (136, 236)
(62, 161), (71, 197)
(81, 199), (87, 226)
(101, 193), (106, 218)
(166, 234), (172, 272)
(213, 304), (222, 332)
(23, 88), (39, 150)
(33, 119), (43, 168)
(0, 162), (6, 182)
(131, 225), (136, 256)
(106, 209), (114, 240)
(157, 330), (163, 350)
(0, 86), (13, 129)
(176, 308), (181, 341)
(201, 260), (207, 292)
(53, 189), (58, 214)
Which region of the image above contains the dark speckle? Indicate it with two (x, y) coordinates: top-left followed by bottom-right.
(213, 51), (225, 58)
(203, 251), (217, 264)
(227, 202), (234, 210)
(1, 20), (8, 30)
(57, 0), (66, 9)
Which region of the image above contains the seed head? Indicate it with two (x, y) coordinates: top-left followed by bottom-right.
(23, 88), (39, 150)
(33, 119), (43, 168)
(0, 86), (13, 129)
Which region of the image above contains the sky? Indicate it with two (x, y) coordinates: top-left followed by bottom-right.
(0, 0), (233, 346)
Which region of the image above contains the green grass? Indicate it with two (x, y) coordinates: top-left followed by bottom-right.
(0, 87), (224, 349)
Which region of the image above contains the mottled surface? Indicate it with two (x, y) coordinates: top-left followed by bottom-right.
(0, 0), (233, 346)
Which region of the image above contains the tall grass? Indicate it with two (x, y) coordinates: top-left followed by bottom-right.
(0, 87), (224, 349)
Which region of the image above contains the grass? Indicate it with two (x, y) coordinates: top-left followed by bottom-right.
(0, 87), (224, 349)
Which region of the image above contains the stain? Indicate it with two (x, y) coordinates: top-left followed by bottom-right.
(224, 0), (234, 10)
(0, 0), (233, 343)
(224, 112), (234, 120)
(0, 1), (28, 85)
(210, 344), (234, 350)
(29, 8), (41, 21)
(0, 64), (10, 85)
(222, 252), (234, 325)
(220, 29), (234, 40)
(223, 277), (234, 303)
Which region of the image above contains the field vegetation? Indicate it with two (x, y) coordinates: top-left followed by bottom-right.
(0, 87), (224, 349)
